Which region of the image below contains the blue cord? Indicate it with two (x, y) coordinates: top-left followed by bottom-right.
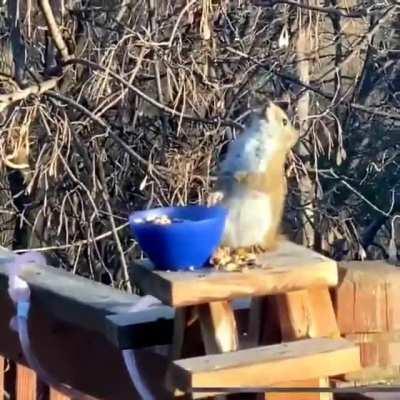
(17, 301), (30, 319)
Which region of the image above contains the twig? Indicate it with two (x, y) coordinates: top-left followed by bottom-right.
(38, 0), (70, 61)
(14, 222), (129, 253)
(328, 170), (394, 217)
(225, 47), (331, 99)
(7, 0), (26, 85)
(0, 78), (60, 112)
(315, 5), (399, 82)
(46, 90), (173, 180)
(254, 0), (373, 18)
(350, 103), (400, 121)
(168, 0), (197, 47)
(95, 145), (132, 293)
(147, 0), (168, 162)
(115, 0), (131, 25)
(63, 58), (243, 129)
(225, 47), (400, 121)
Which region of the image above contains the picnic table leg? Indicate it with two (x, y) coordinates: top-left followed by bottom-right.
(197, 301), (239, 353)
(196, 301), (239, 400)
(167, 302), (239, 399)
(169, 306), (205, 361)
(169, 308), (188, 360)
(277, 287), (340, 340)
(273, 287), (339, 400)
(252, 287), (340, 400)
(167, 306), (200, 398)
(16, 364), (37, 400)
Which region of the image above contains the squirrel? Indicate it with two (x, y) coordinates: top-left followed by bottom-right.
(209, 99), (299, 253)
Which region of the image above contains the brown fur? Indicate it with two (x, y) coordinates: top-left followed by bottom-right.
(213, 100), (298, 252)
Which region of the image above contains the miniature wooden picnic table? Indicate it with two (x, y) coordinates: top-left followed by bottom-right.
(133, 240), (361, 399)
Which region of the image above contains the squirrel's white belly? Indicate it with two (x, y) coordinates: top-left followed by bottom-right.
(222, 190), (272, 248)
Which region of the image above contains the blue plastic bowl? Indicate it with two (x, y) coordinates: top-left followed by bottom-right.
(129, 205), (227, 271)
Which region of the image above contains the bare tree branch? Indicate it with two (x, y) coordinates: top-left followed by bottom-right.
(7, 0), (26, 85)
(0, 77), (60, 112)
(38, 0), (70, 62)
(254, 0), (378, 18)
(64, 57), (244, 129)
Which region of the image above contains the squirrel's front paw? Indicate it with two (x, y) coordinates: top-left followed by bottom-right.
(207, 191), (224, 206)
(234, 171), (249, 183)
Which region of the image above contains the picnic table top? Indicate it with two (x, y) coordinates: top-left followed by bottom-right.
(131, 241), (338, 307)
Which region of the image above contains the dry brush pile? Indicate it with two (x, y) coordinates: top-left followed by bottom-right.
(0, 0), (399, 290)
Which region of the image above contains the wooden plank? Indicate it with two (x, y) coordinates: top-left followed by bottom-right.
(333, 379), (400, 400)
(168, 302), (239, 400)
(0, 356), (4, 400)
(170, 338), (360, 391)
(344, 332), (400, 368)
(334, 277), (356, 334)
(331, 378), (400, 399)
(0, 249), (176, 350)
(0, 248), (252, 350)
(133, 241), (338, 307)
(345, 331), (400, 343)
(175, 375), (331, 399)
(0, 290), (173, 400)
(358, 341), (400, 368)
(270, 287), (339, 400)
(104, 307), (174, 349)
(16, 364), (36, 400)
(104, 298), (250, 350)
(49, 387), (71, 400)
(277, 291), (310, 339)
(0, 259), (143, 320)
(334, 261), (400, 334)
(267, 378), (332, 400)
(342, 365), (400, 384)
(307, 288), (340, 339)
(197, 301), (238, 353)
(277, 288), (340, 340)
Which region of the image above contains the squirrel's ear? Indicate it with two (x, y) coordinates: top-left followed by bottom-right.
(274, 95), (295, 118)
(274, 94), (291, 112)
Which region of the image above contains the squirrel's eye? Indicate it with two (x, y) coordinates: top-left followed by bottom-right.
(282, 118), (288, 126)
